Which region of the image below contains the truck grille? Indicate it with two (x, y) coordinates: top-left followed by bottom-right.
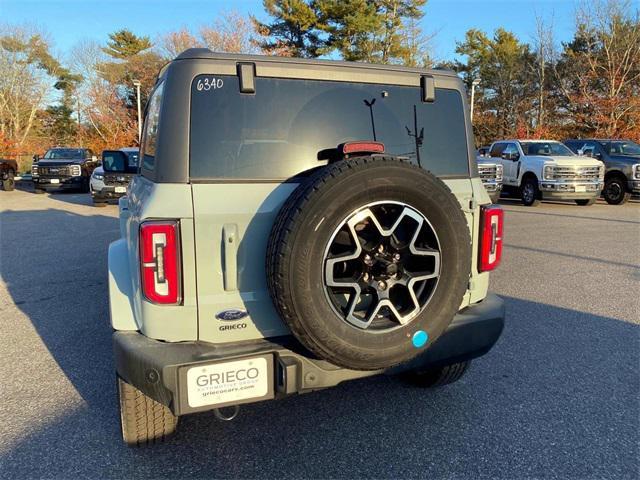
(38, 165), (81, 177)
(548, 166), (601, 181)
(478, 164), (503, 183)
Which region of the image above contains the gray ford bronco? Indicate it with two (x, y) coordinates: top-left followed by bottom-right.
(109, 49), (505, 446)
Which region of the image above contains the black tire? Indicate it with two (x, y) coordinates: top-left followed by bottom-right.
(401, 361), (471, 388)
(81, 177), (90, 193)
(34, 187), (45, 194)
(520, 177), (541, 206)
(267, 157), (472, 371)
(575, 198), (597, 206)
(117, 376), (177, 447)
(602, 176), (631, 205)
(2, 171), (15, 191)
(93, 200), (107, 207)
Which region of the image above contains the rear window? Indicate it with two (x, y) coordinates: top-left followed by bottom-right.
(189, 76), (469, 179)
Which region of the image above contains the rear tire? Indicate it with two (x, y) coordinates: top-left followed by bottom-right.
(117, 376), (178, 447)
(520, 178), (541, 206)
(401, 361), (471, 388)
(575, 198), (597, 206)
(93, 200), (107, 207)
(267, 157), (471, 371)
(602, 176), (631, 205)
(34, 187), (45, 194)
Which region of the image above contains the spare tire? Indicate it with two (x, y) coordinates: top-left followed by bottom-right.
(266, 156), (471, 370)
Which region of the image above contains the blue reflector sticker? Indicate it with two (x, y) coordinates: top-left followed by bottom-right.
(412, 330), (428, 348)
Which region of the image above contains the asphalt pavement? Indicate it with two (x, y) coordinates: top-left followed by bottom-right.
(1, 185), (638, 479)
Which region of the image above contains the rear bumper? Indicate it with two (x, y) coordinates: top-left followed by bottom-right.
(113, 293), (505, 416)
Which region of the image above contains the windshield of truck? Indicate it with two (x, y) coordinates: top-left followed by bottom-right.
(43, 149), (84, 160)
(607, 141), (640, 156)
(521, 142), (574, 156)
(190, 76), (469, 179)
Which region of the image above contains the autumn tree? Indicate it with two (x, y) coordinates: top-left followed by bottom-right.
(455, 28), (536, 143)
(555, 0), (640, 138)
(69, 39), (137, 152)
(99, 29), (164, 126)
(158, 28), (200, 59)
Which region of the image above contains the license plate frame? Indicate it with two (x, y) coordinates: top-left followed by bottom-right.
(179, 354), (275, 413)
(114, 186), (126, 193)
(574, 185), (586, 192)
(49, 178), (60, 184)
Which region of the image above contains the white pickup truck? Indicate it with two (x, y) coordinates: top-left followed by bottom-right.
(488, 139), (604, 206)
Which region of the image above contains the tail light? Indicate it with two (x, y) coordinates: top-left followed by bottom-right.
(478, 205), (503, 272)
(139, 221), (181, 304)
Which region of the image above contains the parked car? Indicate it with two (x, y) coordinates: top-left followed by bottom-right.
(488, 139), (604, 206)
(563, 139), (640, 205)
(109, 49), (505, 446)
(0, 158), (17, 191)
(32, 147), (99, 194)
(90, 148), (139, 207)
(477, 157), (503, 203)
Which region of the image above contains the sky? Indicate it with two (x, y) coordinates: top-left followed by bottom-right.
(1, 0), (593, 62)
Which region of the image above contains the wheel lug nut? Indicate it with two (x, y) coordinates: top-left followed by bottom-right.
(363, 254), (373, 266)
(393, 253), (401, 262)
(378, 244), (384, 253)
(363, 272), (369, 281)
(377, 280), (387, 291)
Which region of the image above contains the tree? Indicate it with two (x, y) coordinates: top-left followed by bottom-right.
(455, 28), (536, 143)
(319, 0), (428, 64)
(100, 30), (164, 121)
(0, 26), (69, 150)
(200, 10), (263, 54)
(252, 0), (324, 57)
(530, 14), (557, 131)
(158, 28), (201, 60)
(102, 29), (153, 58)
(555, 0), (640, 138)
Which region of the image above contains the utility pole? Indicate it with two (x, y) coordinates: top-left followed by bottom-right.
(133, 79), (142, 144)
(470, 78), (481, 122)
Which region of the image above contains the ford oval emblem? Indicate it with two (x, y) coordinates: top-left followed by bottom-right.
(216, 309), (249, 321)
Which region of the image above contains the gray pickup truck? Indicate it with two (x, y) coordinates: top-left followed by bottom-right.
(564, 139), (640, 205)
(109, 49), (505, 446)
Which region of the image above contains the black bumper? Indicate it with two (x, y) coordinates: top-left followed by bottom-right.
(33, 177), (83, 189)
(114, 293), (505, 416)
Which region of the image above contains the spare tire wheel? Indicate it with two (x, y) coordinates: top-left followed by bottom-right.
(267, 157), (471, 370)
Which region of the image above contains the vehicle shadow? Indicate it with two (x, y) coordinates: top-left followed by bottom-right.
(1, 210), (638, 478)
(14, 179), (97, 207)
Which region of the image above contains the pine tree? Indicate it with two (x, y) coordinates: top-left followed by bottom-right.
(102, 30), (152, 59)
(252, 0), (324, 57)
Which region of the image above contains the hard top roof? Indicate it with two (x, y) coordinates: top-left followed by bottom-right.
(171, 48), (457, 78)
